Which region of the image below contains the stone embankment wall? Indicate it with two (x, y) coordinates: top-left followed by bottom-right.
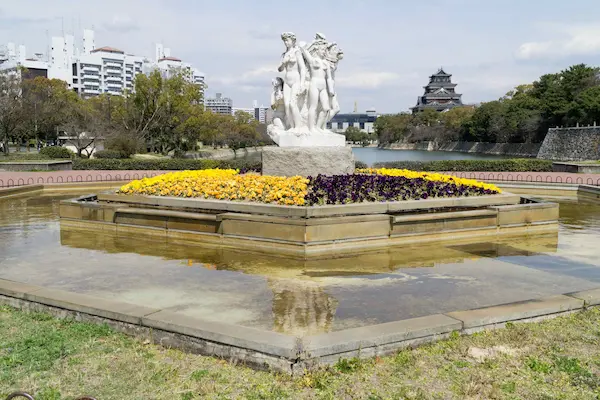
(538, 127), (600, 161)
(386, 142), (541, 157)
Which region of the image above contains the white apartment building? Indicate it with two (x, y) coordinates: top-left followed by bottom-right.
(206, 93), (233, 115)
(1, 29), (205, 101)
(231, 101), (268, 123)
(252, 100), (268, 124)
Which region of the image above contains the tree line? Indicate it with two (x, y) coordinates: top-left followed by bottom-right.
(0, 68), (270, 157)
(375, 63), (600, 145)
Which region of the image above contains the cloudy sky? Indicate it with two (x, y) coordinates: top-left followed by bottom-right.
(1, 0), (600, 113)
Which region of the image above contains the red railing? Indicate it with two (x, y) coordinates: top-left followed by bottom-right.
(0, 172), (162, 188)
(449, 172), (600, 186)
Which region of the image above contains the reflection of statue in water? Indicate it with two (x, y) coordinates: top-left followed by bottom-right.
(267, 32), (346, 147)
(269, 279), (338, 336)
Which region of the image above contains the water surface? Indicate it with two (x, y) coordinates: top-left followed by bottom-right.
(352, 147), (509, 166)
(1, 193), (599, 336)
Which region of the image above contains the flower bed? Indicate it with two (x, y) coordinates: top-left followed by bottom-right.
(118, 169), (501, 206)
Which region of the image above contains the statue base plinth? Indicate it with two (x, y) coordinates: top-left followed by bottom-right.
(267, 125), (346, 147)
(262, 146), (355, 177)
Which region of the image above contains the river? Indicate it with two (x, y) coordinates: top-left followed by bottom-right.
(352, 147), (509, 166)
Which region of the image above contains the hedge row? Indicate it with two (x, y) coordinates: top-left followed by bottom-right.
(72, 158), (550, 173)
(72, 158), (263, 172)
(72, 158), (370, 172)
(372, 159), (553, 172)
(39, 146), (74, 159)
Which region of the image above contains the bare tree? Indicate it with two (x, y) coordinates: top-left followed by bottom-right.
(0, 69), (24, 155)
(60, 98), (105, 158)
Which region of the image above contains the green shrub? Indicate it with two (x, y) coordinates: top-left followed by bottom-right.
(355, 160), (368, 169)
(105, 134), (142, 158)
(71, 158), (262, 172)
(39, 146), (74, 159)
(372, 159), (553, 172)
(94, 149), (128, 159)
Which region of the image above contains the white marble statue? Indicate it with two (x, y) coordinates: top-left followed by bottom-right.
(267, 32), (346, 147)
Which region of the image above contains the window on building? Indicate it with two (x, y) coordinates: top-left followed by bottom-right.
(359, 122), (365, 130)
(338, 122), (344, 129)
(326, 123), (332, 129)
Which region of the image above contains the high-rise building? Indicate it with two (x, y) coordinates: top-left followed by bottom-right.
(0, 30), (205, 101)
(411, 68), (463, 113)
(206, 93), (233, 115)
(252, 100), (268, 124)
(0, 43), (51, 80)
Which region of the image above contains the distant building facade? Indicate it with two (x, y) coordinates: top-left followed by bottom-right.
(253, 100), (268, 124)
(0, 29), (205, 101)
(411, 68), (463, 113)
(206, 93), (233, 115)
(326, 109), (379, 133)
(232, 101), (269, 123)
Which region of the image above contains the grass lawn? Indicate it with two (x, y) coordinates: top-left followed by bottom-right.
(2, 306), (600, 399)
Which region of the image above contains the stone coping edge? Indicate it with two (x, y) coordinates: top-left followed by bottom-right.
(0, 278), (298, 359)
(0, 160), (72, 165)
(96, 192), (521, 218)
(1, 276), (599, 369)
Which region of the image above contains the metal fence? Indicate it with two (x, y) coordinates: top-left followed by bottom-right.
(6, 393), (96, 400)
(0, 171), (599, 189)
(0, 172), (162, 188)
(450, 172), (600, 186)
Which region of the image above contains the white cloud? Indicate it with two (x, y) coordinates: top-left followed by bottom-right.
(213, 66), (277, 86)
(336, 71), (409, 89)
(102, 15), (140, 33)
(516, 23), (600, 59)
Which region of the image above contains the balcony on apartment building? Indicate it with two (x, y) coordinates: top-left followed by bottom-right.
(82, 65), (100, 72)
(104, 61), (123, 68)
(104, 68), (122, 76)
(82, 73), (100, 80)
(105, 75), (123, 82)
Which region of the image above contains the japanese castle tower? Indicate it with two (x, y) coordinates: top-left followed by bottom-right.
(411, 68), (463, 113)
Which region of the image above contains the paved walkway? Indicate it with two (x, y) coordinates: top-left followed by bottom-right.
(0, 170), (599, 188)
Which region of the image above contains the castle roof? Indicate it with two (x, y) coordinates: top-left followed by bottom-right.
(430, 67), (451, 77)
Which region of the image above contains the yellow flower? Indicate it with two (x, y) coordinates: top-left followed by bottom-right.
(356, 168), (501, 193)
(117, 169), (309, 206)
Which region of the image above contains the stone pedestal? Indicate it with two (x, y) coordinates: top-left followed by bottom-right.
(262, 146), (355, 177)
(269, 130), (346, 147)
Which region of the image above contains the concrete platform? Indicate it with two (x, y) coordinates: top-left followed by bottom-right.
(57, 191), (559, 257)
(0, 277), (597, 373)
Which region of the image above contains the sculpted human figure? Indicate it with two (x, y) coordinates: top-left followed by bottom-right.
(322, 42), (344, 129)
(270, 77), (285, 130)
(266, 31), (345, 146)
(300, 41), (334, 133)
(278, 32), (306, 130)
